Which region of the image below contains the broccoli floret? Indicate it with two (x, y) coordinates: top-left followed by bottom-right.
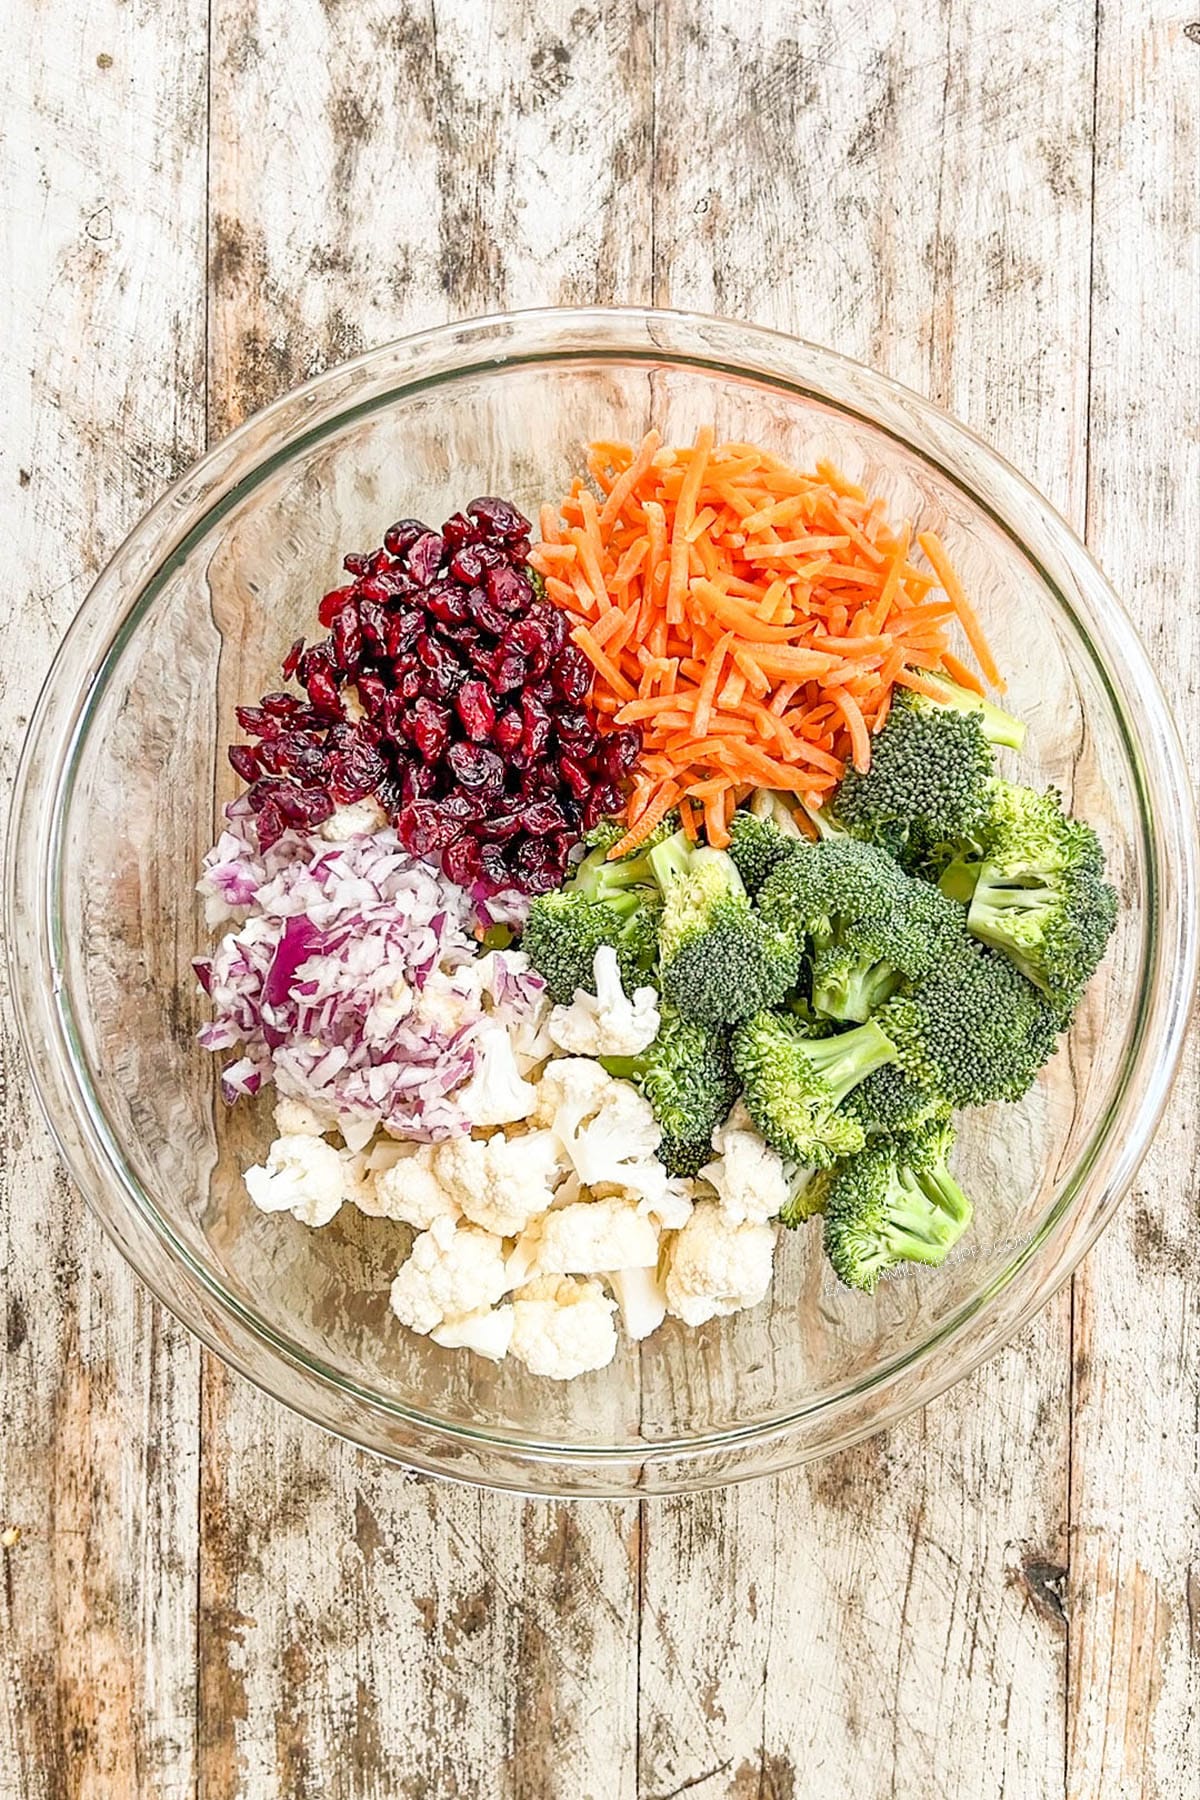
(823, 1121), (974, 1293)
(731, 1010), (895, 1167)
(834, 682), (1022, 867)
(917, 671), (1027, 751)
(779, 1163), (837, 1228)
(583, 811), (680, 858)
(603, 1005), (737, 1177)
(841, 1064), (952, 1137)
(939, 782), (1117, 1010)
(728, 809), (802, 895)
(521, 838), (661, 1003)
(648, 832), (801, 1027)
(879, 940), (1060, 1107)
(759, 839), (967, 1022)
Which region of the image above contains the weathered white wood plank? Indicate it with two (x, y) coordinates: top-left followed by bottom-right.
(638, 5), (1095, 1794)
(1067, 13), (1200, 1796)
(0, 5), (208, 1797)
(201, 5), (652, 1795)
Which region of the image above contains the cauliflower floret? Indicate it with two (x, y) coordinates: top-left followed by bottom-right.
(536, 1198), (659, 1275)
(457, 1022), (539, 1127)
(389, 1215), (509, 1335)
(436, 1128), (566, 1237)
(531, 1056), (613, 1131)
(700, 1117), (789, 1225)
(244, 1133), (348, 1228)
(272, 1095), (331, 1138)
(475, 949), (554, 1068)
(569, 1081), (666, 1201)
(338, 1148), (377, 1213)
(638, 1176), (697, 1233)
(547, 945), (660, 1058)
(508, 1275), (618, 1379)
(318, 796), (387, 841)
(368, 1145), (462, 1228)
(606, 1264), (668, 1341)
(663, 1201), (777, 1327)
(431, 1305), (514, 1362)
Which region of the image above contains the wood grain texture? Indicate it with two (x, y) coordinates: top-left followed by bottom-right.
(2, 3), (1198, 1797)
(1067, 11), (1200, 1797)
(0, 3), (208, 1797)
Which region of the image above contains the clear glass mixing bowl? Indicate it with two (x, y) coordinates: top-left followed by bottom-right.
(7, 308), (1197, 1495)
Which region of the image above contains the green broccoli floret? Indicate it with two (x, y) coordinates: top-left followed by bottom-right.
(521, 839), (661, 1003)
(937, 782), (1117, 1010)
(603, 1005), (737, 1177)
(731, 1010), (895, 1166)
(834, 681), (1023, 867)
(728, 808), (803, 895)
(583, 811), (680, 858)
(878, 940), (1060, 1107)
(823, 1121), (974, 1292)
(779, 1163), (837, 1228)
(916, 671), (1027, 751)
(841, 1064), (952, 1137)
(758, 838), (967, 1022)
(648, 832), (801, 1026)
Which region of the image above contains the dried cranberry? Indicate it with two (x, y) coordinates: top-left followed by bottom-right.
(327, 743), (385, 803)
(520, 798), (568, 836)
(410, 696), (451, 764)
(424, 581), (470, 625)
(558, 753), (592, 800)
(358, 600), (388, 653)
(465, 593), (509, 637)
(601, 727), (642, 778)
(399, 762), (438, 804)
(235, 705), (275, 737)
(493, 708), (523, 754)
(332, 605), (363, 672)
(396, 666), (424, 701)
(448, 545), (484, 584)
(416, 635), (464, 700)
(514, 837), (559, 892)
(509, 615), (553, 676)
(355, 672), (388, 717)
(455, 679), (496, 742)
(519, 693), (552, 761)
(477, 842), (510, 887)
(366, 566), (416, 600)
(306, 664), (342, 714)
(396, 801), (459, 856)
(555, 708), (598, 754)
(255, 799), (286, 849)
(468, 496), (530, 539)
(442, 834), (481, 885)
(550, 645), (592, 703)
(318, 584), (356, 628)
(485, 563), (533, 614)
(476, 808), (523, 842)
(228, 743), (261, 781)
(441, 512), (478, 552)
(446, 742), (504, 794)
(281, 637), (305, 681)
(383, 519), (428, 557)
(491, 648), (527, 692)
(406, 531), (445, 585)
(437, 791), (486, 824)
(385, 609), (422, 658)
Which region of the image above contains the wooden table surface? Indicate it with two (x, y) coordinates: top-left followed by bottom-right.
(3, 5), (1198, 1796)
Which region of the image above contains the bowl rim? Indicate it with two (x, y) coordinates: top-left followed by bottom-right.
(7, 303), (1198, 1495)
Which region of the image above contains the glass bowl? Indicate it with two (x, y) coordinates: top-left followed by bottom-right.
(7, 308), (1197, 1496)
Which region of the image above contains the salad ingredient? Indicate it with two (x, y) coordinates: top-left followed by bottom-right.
(832, 679), (1023, 867)
(196, 811), (552, 1141)
(436, 1129), (567, 1237)
(530, 433), (1003, 842)
(520, 835), (662, 1003)
(822, 1120), (974, 1293)
(507, 1276), (619, 1380)
(728, 805), (803, 895)
(536, 1059), (667, 1198)
(840, 1065), (953, 1139)
(456, 1021), (539, 1125)
(601, 1004), (738, 1178)
(778, 1164), (837, 1228)
(605, 1265), (668, 1341)
(547, 944), (660, 1057)
(243, 1132), (350, 1228)
(226, 497), (641, 895)
(699, 1106), (790, 1225)
(535, 1197), (660, 1275)
(662, 1201), (777, 1327)
(731, 1010), (891, 1165)
(649, 832), (801, 1025)
(430, 1306), (515, 1362)
(389, 1214), (510, 1335)
(371, 1149), (463, 1229)
(935, 780), (1117, 1009)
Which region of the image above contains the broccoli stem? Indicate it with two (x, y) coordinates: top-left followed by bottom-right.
(647, 831), (696, 893)
(881, 1165), (972, 1265)
(924, 672), (1026, 752)
(812, 957), (902, 1024)
(801, 1017), (897, 1104)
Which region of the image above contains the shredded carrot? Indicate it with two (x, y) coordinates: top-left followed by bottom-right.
(527, 433), (1005, 850)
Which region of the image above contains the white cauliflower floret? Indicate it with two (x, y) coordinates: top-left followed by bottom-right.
(338, 1148), (377, 1213)
(663, 1201), (777, 1327)
(319, 795), (387, 841)
(437, 1129), (566, 1237)
(272, 1095), (331, 1138)
(536, 1198), (659, 1275)
(639, 1176), (697, 1232)
(475, 949), (555, 1068)
(547, 945), (660, 1058)
(531, 1056), (613, 1132)
(389, 1215), (509, 1335)
(537, 1060), (666, 1202)
(606, 1264), (668, 1341)
(431, 1305), (514, 1362)
(369, 1145), (461, 1228)
(508, 1275), (618, 1379)
(700, 1116), (789, 1225)
(457, 1022), (539, 1127)
(244, 1133), (348, 1228)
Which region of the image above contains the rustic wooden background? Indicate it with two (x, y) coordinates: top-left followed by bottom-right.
(3, 4), (1198, 1796)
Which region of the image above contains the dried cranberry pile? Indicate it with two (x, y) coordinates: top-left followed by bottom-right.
(228, 497), (640, 894)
